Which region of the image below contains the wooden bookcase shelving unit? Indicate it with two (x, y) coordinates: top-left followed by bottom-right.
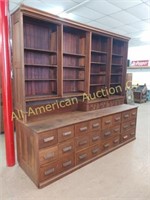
(12, 5), (138, 188)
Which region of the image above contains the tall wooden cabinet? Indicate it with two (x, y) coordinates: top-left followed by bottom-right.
(12, 5), (138, 188)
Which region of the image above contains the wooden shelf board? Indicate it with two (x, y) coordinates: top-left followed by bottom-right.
(63, 66), (85, 70)
(112, 53), (123, 57)
(111, 73), (122, 76)
(25, 64), (57, 68)
(63, 79), (84, 81)
(63, 52), (85, 57)
(91, 62), (106, 65)
(25, 79), (57, 81)
(91, 72), (106, 76)
(90, 84), (105, 86)
(91, 50), (107, 54)
(24, 47), (57, 54)
(112, 64), (122, 66)
(25, 94), (58, 102)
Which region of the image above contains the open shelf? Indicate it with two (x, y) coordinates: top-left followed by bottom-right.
(24, 47), (57, 54)
(25, 64), (57, 68)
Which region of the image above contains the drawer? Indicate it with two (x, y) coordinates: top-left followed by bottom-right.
(130, 109), (137, 119)
(76, 149), (90, 165)
(75, 135), (89, 151)
(122, 111), (130, 122)
(101, 129), (113, 139)
(38, 130), (58, 149)
(112, 125), (120, 135)
(75, 121), (89, 137)
(40, 161), (58, 181)
(89, 144), (101, 158)
(130, 120), (136, 129)
(89, 131), (101, 146)
(101, 139), (112, 152)
(102, 116), (113, 130)
(59, 155), (75, 173)
(39, 146), (58, 165)
(112, 136), (120, 147)
(89, 118), (101, 131)
(58, 125), (74, 143)
(121, 129), (136, 143)
(112, 113), (121, 125)
(121, 121), (130, 133)
(59, 139), (74, 157)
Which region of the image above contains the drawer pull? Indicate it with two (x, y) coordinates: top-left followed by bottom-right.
(63, 131), (72, 136)
(79, 140), (88, 146)
(123, 135), (128, 139)
(130, 132), (135, 136)
(43, 136), (54, 143)
(104, 143), (109, 148)
(123, 125), (129, 129)
(63, 160), (72, 167)
(92, 123), (100, 128)
(79, 154), (87, 160)
(92, 135), (100, 141)
(113, 139), (119, 144)
(80, 127), (87, 132)
(105, 120), (111, 124)
(104, 131), (111, 136)
(92, 148), (99, 154)
(130, 122), (135, 126)
(132, 112), (136, 116)
(44, 152), (54, 160)
(115, 117), (120, 121)
(124, 114), (129, 118)
(114, 128), (119, 132)
(63, 146), (72, 152)
(44, 168), (55, 176)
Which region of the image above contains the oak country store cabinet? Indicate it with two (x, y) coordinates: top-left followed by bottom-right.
(12, 5), (138, 188)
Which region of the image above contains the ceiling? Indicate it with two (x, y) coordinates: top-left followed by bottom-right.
(9, 0), (150, 47)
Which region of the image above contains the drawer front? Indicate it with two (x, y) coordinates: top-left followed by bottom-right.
(121, 129), (136, 143)
(90, 131), (101, 146)
(58, 125), (74, 143)
(112, 113), (121, 125)
(59, 139), (74, 157)
(130, 109), (137, 119)
(101, 139), (112, 152)
(102, 116), (113, 130)
(76, 149), (90, 165)
(112, 125), (121, 135)
(39, 130), (58, 149)
(112, 136), (120, 147)
(101, 129), (113, 139)
(89, 118), (101, 131)
(122, 111), (130, 122)
(40, 161), (58, 181)
(130, 119), (136, 129)
(59, 155), (75, 173)
(90, 144), (101, 158)
(121, 121), (131, 133)
(75, 122), (89, 137)
(75, 136), (89, 151)
(39, 146), (58, 165)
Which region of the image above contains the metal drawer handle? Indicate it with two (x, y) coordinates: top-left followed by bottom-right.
(124, 114), (129, 118)
(63, 131), (72, 136)
(43, 136), (54, 143)
(79, 154), (87, 160)
(92, 135), (100, 141)
(92, 123), (100, 128)
(113, 139), (119, 144)
(104, 143), (109, 148)
(130, 132), (135, 135)
(63, 160), (72, 167)
(115, 117), (120, 121)
(132, 112), (136, 116)
(80, 127), (87, 132)
(114, 128), (119, 132)
(44, 152), (54, 160)
(63, 146), (72, 152)
(79, 140), (87, 146)
(123, 135), (128, 139)
(123, 125), (129, 129)
(130, 122), (135, 126)
(104, 131), (111, 136)
(105, 120), (111, 124)
(44, 168), (55, 176)
(92, 148), (99, 154)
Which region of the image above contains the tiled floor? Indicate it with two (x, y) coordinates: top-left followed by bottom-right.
(0, 102), (150, 200)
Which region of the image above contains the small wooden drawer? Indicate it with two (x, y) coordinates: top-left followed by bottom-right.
(101, 139), (112, 152)
(112, 113), (121, 125)
(40, 161), (58, 181)
(75, 136), (89, 151)
(112, 136), (120, 147)
(38, 130), (58, 149)
(129, 129), (136, 138)
(130, 109), (137, 119)
(75, 121), (89, 137)
(102, 116), (113, 130)
(90, 144), (101, 158)
(122, 111), (130, 122)
(90, 131), (101, 146)
(121, 121), (130, 133)
(58, 125), (74, 143)
(39, 146), (58, 165)
(89, 118), (101, 131)
(101, 129), (113, 139)
(59, 139), (74, 157)
(130, 120), (136, 128)
(120, 133), (130, 143)
(59, 155), (75, 173)
(76, 149), (90, 165)
(112, 125), (120, 135)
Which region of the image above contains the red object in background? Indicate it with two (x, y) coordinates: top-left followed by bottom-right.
(0, 0), (15, 166)
(131, 60), (149, 66)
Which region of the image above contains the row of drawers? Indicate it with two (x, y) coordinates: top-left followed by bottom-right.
(38, 109), (137, 149)
(40, 128), (136, 182)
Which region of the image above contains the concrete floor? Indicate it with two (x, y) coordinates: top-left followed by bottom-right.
(0, 102), (150, 200)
